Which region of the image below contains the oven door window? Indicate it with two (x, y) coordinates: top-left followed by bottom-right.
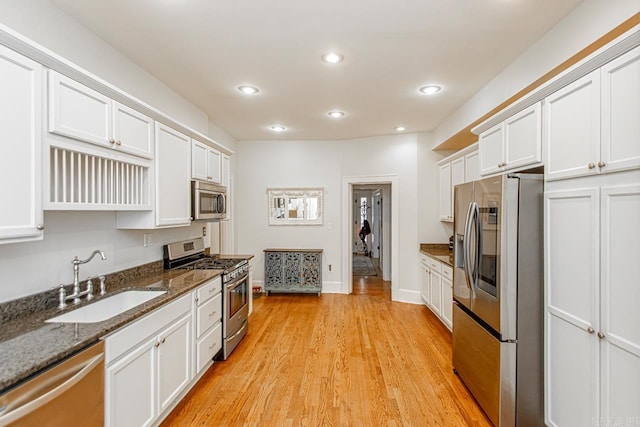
(229, 277), (247, 318)
(199, 192), (218, 215)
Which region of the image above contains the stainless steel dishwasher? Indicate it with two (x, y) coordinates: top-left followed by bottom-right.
(0, 341), (104, 426)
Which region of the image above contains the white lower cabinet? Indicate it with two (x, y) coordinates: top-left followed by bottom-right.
(419, 252), (453, 331)
(105, 294), (192, 427)
(193, 277), (223, 376)
(545, 171), (640, 426)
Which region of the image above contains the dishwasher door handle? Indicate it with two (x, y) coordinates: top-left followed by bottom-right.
(0, 352), (104, 424)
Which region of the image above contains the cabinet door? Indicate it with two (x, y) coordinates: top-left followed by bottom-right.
(545, 187), (599, 427)
(451, 157), (465, 188)
(208, 148), (222, 184)
(441, 278), (453, 330)
(157, 313), (192, 413)
(420, 262), (430, 305)
(599, 183), (640, 420)
(191, 140), (208, 181)
(49, 71), (112, 147)
(221, 154), (231, 188)
(439, 163), (452, 221)
(601, 46), (640, 174)
(105, 337), (156, 427)
(479, 123), (504, 176)
(504, 102), (542, 170)
(429, 271), (442, 316)
(112, 102), (154, 159)
(544, 70), (601, 181)
(0, 45), (43, 243)
(464, 151), (479, 183)
(155, 123), (191, 227)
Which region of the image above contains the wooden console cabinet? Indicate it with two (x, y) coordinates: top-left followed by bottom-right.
(263, 249), (322, 296)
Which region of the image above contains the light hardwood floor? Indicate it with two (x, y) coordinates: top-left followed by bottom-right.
(162, 271), (491, 426)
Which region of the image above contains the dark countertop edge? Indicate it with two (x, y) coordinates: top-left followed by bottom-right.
(0, 268), (224, 394)
(419, 243), (454, 267)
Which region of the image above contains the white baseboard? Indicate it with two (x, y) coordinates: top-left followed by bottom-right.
(392, 288), (422, 305)
(250, 280), (344, 294)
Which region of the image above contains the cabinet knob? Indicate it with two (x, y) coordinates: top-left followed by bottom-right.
(109, 139), (116, 145)
(116, 140), (122, 146)
(597, 161), (606, 168)
(588, 162), (596, 169)
(36, 224), (44, 231)
(161, 337), (166, 344)
(195, 297), (199, 304)
(155, 341), (160, 348)
(587, 326), (595, 334)
(209, 311), (216, 317)
(597, 331), (605, 339)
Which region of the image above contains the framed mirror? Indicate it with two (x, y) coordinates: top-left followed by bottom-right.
(267, 188), (323, 225)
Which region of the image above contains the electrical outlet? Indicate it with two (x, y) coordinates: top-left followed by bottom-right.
(143, 233), (154, 247)
(202, 226), (207, 237)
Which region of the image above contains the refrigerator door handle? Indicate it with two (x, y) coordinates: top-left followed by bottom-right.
(474, 202), (482, 290)
(463, 202), (475, 292)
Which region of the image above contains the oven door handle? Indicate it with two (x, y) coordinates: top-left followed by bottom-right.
(226, 320), (248, 341)
(225, 273), (248, 290)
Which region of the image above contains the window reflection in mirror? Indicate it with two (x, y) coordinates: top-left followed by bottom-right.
(267, 188), (323, 225)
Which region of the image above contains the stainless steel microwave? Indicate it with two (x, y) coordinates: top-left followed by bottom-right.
(191, 180), (226, 220)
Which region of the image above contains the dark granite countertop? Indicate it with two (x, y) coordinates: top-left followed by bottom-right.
(0, 267), (223, 393)
(419, 243), (454, 267)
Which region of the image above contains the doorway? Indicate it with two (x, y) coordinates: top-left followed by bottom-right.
(342, 175), (399, 299)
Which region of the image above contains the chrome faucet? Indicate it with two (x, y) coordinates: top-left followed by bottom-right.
(58, 250), (107, 309)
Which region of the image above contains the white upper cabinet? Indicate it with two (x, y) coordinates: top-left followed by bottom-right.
(544, 70), (601, 181)
(545, 46), (640, 181)
(439, 162), (452, 222)
(601, 45), (640, 174)
(49, 71), (153, 159)
(478, 123), (504, 176)
(464, 151), (480, 183)
(112, 102), (154, 159)
(0, 45), (44, 244)
(479, 102), (542, 176)
(221, 154), (230, 189)
(451, 157), (465, 188)
(191, 140), (221, 184)
(155, 124), (191, 227)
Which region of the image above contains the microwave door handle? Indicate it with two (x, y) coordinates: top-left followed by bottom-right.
(463, 202), (475, 292)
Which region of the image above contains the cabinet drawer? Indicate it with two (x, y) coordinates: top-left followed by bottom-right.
(196, 322), (222, 374)
(196, 276), (222, 305)
(105, 293), (191, 363)
(428, 258), (442, 273)
(196, 293), (222, 339)
(441, 265), (453, 280)
(419, 254), (430, 267)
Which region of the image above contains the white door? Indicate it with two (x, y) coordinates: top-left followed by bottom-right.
(105, 337), (156, 427)
(112, 102), (154, 159)
(599, 183), (640, 420)
(155, 123), (191, 227)
(545, 187), (599, 427)
(49, 71), (112, 147)
(420, 262), (430, 305)
(478, 123), (504, 176)
(441, 277), (453, 330)
(208, 148), (222, 184)
(157, 313), (192, 413)
(601, 46), (640, 174)
(544, 70), (601, 181)
(504, 102), (542, 170)
(372, 192), (382, 258)
(191, 140), (208, 181)
(221, 154), (231, 188)
(439, 163), (452, 221)
(429, 270), (442, 316)
(0, 45), (43, 243)
(464, 151), (480, 183)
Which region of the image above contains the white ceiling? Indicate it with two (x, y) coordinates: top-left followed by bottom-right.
(51, 0), (583, 141)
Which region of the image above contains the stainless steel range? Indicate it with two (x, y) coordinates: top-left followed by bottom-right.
(163, 238), (249, 360)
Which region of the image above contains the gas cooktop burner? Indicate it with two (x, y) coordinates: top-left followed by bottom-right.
(186, 257), (246, 271)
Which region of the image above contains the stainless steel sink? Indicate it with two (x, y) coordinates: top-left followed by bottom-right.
(46, 290), (167, 323)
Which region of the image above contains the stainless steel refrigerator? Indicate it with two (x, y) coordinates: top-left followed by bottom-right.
(452, 174), (543, 426)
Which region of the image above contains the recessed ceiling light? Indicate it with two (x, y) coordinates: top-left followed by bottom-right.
(419, 85), (442, 95)
(328, 111), (345, 118)
(238, 85), (259, 95)
(395, 126), (406, 132)
(322, 52), (343, 63)
(270, 125), (286, 132)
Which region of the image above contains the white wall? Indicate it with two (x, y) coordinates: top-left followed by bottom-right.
(236, 133), (439, 303)
(433, 0), (640, 147)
